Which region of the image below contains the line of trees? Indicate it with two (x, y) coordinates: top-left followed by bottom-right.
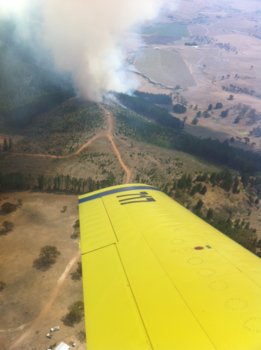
(172, 171), (242, 197)
(166, 170), (259, 253)
(193, 203), (257, 253)
(168, 172), (258, 253)
(133, 91), (172, 105)
(115, 107), (261, 175)
(116, 93), (184, 131)
(1, 138), (12, 151)
(173, 103), (187, 114)
(0, 172), (116, 194)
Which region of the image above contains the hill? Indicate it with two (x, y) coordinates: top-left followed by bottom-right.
(0, 18), (74, 128)
(1, 3), (261, 348)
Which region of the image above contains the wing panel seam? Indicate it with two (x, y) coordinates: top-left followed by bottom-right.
(142, 234), (218, 350)
(114, 244), (154, 350)
(82, 243), (116, 255)
(88, 197), (154, 349)
(101, 197), (119, 243)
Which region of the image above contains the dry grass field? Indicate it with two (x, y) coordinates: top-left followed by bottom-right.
(1, 121), (260, 350)
(0, 192), (86, 350)
(114, 133), (220, 185)
(0, 136), (222, 350)
(135, 48), (196, 88)
(0, 136), (124, 185)
(132, 0), (261, 151)
(1, 2), (261, 349)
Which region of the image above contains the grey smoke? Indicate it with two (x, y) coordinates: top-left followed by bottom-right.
(1, 0), (175, 101)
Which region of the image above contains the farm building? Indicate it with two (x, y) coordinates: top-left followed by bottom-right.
(54, 342), (70, 350)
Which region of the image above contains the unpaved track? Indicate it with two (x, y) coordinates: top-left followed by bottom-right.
(9, 132), (106, 160)
(0, 324), (28, 334)
(9, 252), (80, 350)
(102, 107), (132, 183)
(7, 106), (132, 349)
(6, 106), (132, 183)
(108, 133), (132, 183)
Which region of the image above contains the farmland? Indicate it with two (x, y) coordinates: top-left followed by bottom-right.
(135, 48), (196, 89)
(141, 22), (189, 44)
(131, 0), (261, 151)
(1, 1), (261, 349)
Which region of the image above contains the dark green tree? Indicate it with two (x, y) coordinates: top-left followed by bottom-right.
(173, 104), (187, 114)
(8, 138), (13, 151)
(3, 138), (8, 152)
(192, 117), (199, 125)
(62, 301), (84, 327)
(232, 177), (240, 194)
(33, 245), (61, 271)
(206, 208), (214, 221)
(220, 109), (229, 118)
(215, 102), (223, 109)
(193, 199), (204, 216)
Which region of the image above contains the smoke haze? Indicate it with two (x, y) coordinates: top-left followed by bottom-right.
(0, 0), (175, 101)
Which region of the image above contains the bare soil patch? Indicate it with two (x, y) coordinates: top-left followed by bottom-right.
(0, 192), (86, 350)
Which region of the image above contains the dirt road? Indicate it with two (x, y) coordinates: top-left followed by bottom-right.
(7, 105), (132, 349)
(103, 108), (132, 183)
(9, 252), (80, 350)
(9, 132), (106, 160)
(6, 106), (132, 183)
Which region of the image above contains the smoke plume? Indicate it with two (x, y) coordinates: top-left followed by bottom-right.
(1, 0), (174, 101)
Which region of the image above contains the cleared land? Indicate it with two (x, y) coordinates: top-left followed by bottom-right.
(0, 106), (129, 186)
(132, 0), (261, 151)
(0, 108), (132, 350)
(141, 22), (189, 44)
(142, 23), (188, 38)
(0, 192), (84, 350)
(1, 105), (261, 350)
(114, 133), (220, 187)
(1, 2), (261, 348)
(135, 48), (196, 89)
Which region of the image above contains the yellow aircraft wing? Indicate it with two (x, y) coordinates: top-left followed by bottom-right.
(79, 184), (261, 350)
